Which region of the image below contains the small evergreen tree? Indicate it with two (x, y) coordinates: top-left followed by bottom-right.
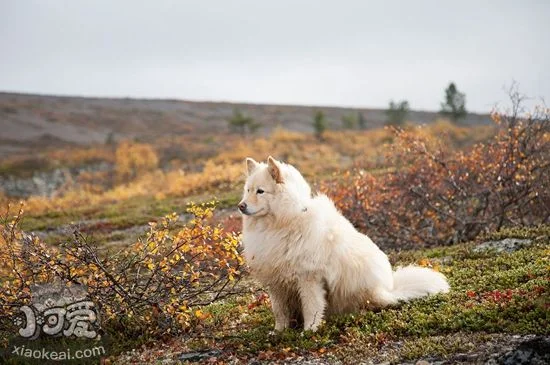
(105, 131), (116, 145)
(248, 119), (261, 134)
(358, 112), (367, 130)
(385, 100), (410, 126)
(440, 82), (467, 123)
(341, 113), (357, 129)
(313, 110), (327, 140)
(227, 108), (261, 135)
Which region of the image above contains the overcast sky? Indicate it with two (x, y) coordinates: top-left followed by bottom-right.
(1, 0), (548, 113)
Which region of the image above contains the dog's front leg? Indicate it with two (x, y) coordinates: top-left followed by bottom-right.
(298, 279), (326, 331)
(269, 287), (291, 331)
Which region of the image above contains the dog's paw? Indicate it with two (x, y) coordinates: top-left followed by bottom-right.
(274, 322), (289, 331)
(303, 320), (324, 333)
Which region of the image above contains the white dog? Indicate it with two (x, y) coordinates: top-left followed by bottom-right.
(239, 156), (449, 331)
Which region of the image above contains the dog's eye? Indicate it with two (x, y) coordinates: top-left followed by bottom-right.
(256, 189), (264, 194)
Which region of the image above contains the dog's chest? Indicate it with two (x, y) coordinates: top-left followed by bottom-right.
(242, 228), (319, 282)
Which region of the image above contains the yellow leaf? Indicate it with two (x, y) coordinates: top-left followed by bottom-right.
(418, 258), (431, 267)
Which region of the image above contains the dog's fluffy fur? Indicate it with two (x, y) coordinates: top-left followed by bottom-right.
(239, 156), (450, 331)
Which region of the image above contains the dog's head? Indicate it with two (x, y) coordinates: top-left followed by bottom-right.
(238, 156), (311, 218)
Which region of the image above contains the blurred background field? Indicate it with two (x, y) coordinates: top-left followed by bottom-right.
(0, 91), (495, 243)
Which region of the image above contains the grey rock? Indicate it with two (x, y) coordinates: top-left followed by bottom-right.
(179, 349), (222, 362)
(496, 336), (550, 365)
(473, 238), (533, 253)
(0, 162), (112, 197)
(415, 361), (430, 365)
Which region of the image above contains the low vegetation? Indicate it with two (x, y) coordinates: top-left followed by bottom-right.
(114, 225), (550, 363)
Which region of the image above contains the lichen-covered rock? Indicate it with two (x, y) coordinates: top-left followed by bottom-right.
(473, 238), (533, 253)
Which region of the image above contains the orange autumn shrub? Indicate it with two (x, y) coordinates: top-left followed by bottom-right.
(115, 140), (159, 182)
(323, 103), (550, 248)
(162, 161), (243, 198)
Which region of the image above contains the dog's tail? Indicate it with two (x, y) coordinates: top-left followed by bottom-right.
(392, 265), (449, 301)
(375, 265), (450, 304)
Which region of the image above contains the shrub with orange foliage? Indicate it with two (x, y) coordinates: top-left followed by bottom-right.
(323, 99), (550, 248)
(115, 140), (159, 182)
(0, 202), (243, 337)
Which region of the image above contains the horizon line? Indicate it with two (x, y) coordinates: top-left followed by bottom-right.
(0, 89), (493, 116)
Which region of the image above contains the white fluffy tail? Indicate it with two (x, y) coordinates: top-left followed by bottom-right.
(391, 265), (450, 301)
(374, 265), (450, 305)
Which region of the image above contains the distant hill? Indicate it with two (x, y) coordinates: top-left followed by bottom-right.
(0, 92), (492, 157)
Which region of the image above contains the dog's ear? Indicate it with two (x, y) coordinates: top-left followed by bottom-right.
(267, 156), (283, 183)
(245, 158), (258, 175)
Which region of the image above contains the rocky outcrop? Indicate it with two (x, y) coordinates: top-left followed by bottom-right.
(0, 162), (112, 197)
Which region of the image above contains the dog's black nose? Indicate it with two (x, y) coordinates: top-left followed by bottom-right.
(238, 202), (247, 212)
